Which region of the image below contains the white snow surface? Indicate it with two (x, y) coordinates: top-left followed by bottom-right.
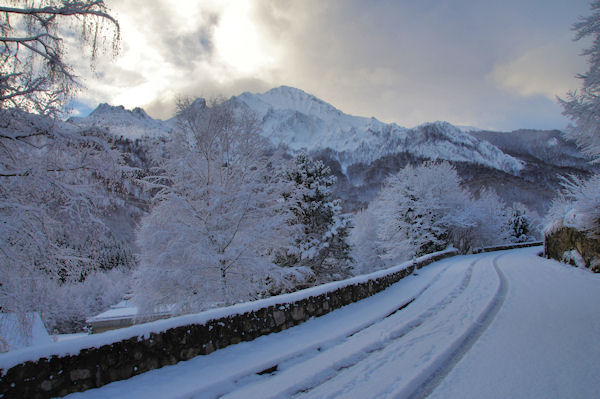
(63, 246), (600, 399)
(0, 313), (52, 353)
(85, 300), (138, 323)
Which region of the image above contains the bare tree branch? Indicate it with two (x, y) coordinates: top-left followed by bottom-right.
(0, 0), (119, 116)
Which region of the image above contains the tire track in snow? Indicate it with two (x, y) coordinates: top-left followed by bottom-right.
(208, 260), (456, 398)
(401, 253), (508, 399)
(286, 256), (480, 399)
(220, 255), (479, 399)
(175, 258), (455, 399)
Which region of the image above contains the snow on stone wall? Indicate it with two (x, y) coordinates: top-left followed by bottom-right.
(1, 249), (461, 398)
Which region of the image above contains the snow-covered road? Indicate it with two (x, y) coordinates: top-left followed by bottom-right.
(68, 247), (600, 399)
(427, 247), (600, 399)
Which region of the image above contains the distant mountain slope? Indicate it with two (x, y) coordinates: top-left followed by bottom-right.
(468, 129), (590, 169)
(231, 86), (523, 175)
(70, 87), (524, 175)
(68, 104), (172, 139)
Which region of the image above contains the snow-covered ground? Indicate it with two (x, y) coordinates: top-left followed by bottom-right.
(66, 247), (600, 399)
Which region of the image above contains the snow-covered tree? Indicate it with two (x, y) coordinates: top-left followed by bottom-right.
(349, 207), (385, 274)
(559, 0), (600, 162)
(0, 0), (119, 115)
(450, 188), (510, 252)
(372, 161), (470, 261)
(545, 174), (600, 237)
(372, 162), (511, 260)
(0, 2), (125, 332)
(0, 113), (128, 330)
(277, 153), (352, 283)
(134, 99), (295, 315)
(549, 2), (600, 238)
(507, 202), (534, 242)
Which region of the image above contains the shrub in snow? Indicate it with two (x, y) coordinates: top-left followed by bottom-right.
(276, 153), (352, 283)
(261, 265), (316, 296)
(45, 268), (131, 333)
(134, 99), (296, 315)
(562, 249), (587, 268)
(507, 203), (535, 243)
(544, 174), (600, 237)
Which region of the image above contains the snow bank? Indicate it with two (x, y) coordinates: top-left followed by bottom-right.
(0, 313), (52, 353)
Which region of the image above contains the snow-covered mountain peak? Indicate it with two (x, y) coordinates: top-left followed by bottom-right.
(232, 88), (523, 175)
(236, 86), (345, 122)
(92, 103), (125, 115)
(86, 103), (154, 122)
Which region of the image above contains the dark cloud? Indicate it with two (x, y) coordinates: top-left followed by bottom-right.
(143, 77), (272, 120)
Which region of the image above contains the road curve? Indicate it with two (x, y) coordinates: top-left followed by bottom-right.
(283, 252), (501, 399)
(426, 247), (600, 399)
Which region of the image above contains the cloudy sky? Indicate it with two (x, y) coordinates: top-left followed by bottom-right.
(69, 0), (592, 131)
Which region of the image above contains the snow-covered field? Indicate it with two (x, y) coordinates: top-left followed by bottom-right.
(66, 247), (600, 399)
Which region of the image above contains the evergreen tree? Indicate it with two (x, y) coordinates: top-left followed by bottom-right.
(278, 153), (352, 283)
(507, 203), (533, 243)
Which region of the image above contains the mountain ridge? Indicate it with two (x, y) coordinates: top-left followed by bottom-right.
(70, 86), (569, 176)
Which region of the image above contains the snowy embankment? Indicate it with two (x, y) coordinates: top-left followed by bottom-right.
(66, 246), (600, 399)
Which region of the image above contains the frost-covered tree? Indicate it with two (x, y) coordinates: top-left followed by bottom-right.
(372, 162), (511, 260)
(559, 0), (600, 162)
(372, 162), (469, 260)
(545, 174), (600, 237)
(507, 202), (534, 243)
(349, 207), (385, 275)
(277, 153), (352, 283)
(450, 188), (510, 252)
(0, 0), (119, 115)
(134, 99), (295, 315)
(549, 2), (600, 238)
(0, 114), (127, 329)
(0, 2), (125, 333)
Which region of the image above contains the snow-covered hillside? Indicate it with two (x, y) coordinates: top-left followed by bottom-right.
(70, 86), (523, 175)
(469, 129), (591, 168)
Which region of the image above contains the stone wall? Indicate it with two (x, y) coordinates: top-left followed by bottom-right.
(0, 251), (457, 398)
(545, 227), (600, 272)
(472, 241), (544, 253)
